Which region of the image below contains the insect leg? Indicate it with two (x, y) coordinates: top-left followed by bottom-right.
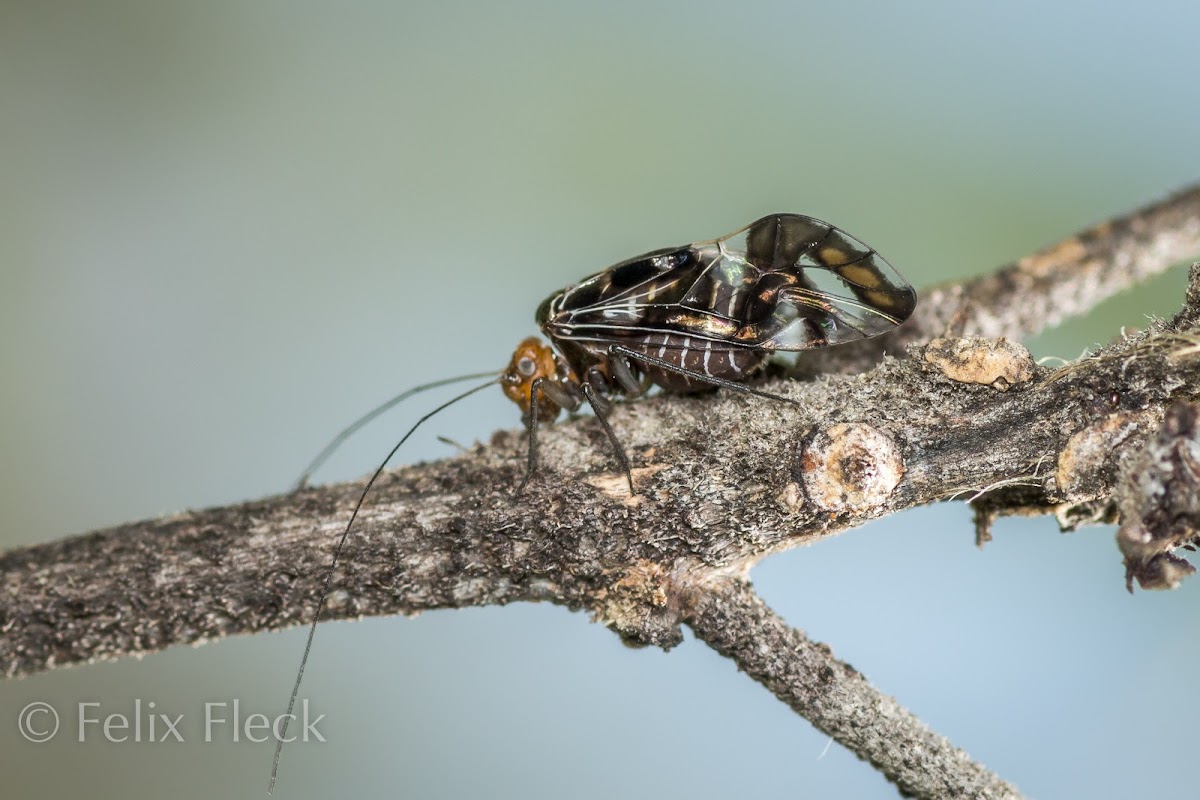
(609, 352), (643, 397)
(515, 377), (546, 497)
(515, 380), (583, 497)
(585, 368), (612, 412)
(607, 344), (799, 405)
(579, 377), (635, 494)
(539, 380), (581, 412)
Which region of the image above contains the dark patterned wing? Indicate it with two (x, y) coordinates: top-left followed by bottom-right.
(732, 214), (917, 350)
(543, 243), (749, 345)
(542, 214), (915, 352)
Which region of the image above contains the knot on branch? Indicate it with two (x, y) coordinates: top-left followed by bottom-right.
(592, 561), (685, 650)
(800, 423), (904, 512)
(921, 336), (1036, 391)
(1117, 401), (1200, 591)
(1055, 411), (1156, 503)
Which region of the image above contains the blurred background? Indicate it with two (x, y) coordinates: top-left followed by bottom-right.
(2, 1), (1199, 798)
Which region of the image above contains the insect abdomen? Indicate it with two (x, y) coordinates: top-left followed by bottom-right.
(619, 333), (766, 392)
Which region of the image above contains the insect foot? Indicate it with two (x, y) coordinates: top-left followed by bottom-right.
(800, 423), (904, 512)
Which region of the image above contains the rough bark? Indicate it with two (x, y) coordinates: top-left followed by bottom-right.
(3, 184), (1200, 799)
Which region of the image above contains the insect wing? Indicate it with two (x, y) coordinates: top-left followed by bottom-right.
(547, 245), (747, 342)
(731, 214), (917, 350)
(550, 246), (694, 321)
(545, 214), (915, 353)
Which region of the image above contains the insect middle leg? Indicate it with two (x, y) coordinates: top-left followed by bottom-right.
(607, 352), (644, 397)
(579, 374), (634, 494)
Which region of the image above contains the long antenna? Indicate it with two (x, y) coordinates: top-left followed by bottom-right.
(269, 376), (499, 794)
(293, 370), (500, 490)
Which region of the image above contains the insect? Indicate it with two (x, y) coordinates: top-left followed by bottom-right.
(500, 213), (917, 492)
(269, 213), (916, 790)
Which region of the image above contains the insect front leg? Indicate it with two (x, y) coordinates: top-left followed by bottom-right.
(515, 377), (582, 497)
(516, 377), (546, 496)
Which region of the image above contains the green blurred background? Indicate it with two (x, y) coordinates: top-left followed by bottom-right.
(2, 1), (1198, 798)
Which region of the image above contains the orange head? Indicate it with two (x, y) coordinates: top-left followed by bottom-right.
(502, 336), (567, 421)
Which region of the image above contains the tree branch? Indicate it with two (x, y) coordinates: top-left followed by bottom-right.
(680, 576), (1022, 800)
(3, 185), (1199, 798)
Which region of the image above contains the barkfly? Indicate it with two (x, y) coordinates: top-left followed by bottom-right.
(269, 214), (917, 790)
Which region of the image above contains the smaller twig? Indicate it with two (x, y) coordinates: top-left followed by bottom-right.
(679, 575), (1023, 800)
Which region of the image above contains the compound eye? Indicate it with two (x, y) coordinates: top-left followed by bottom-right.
(516, 357), (537, 377)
